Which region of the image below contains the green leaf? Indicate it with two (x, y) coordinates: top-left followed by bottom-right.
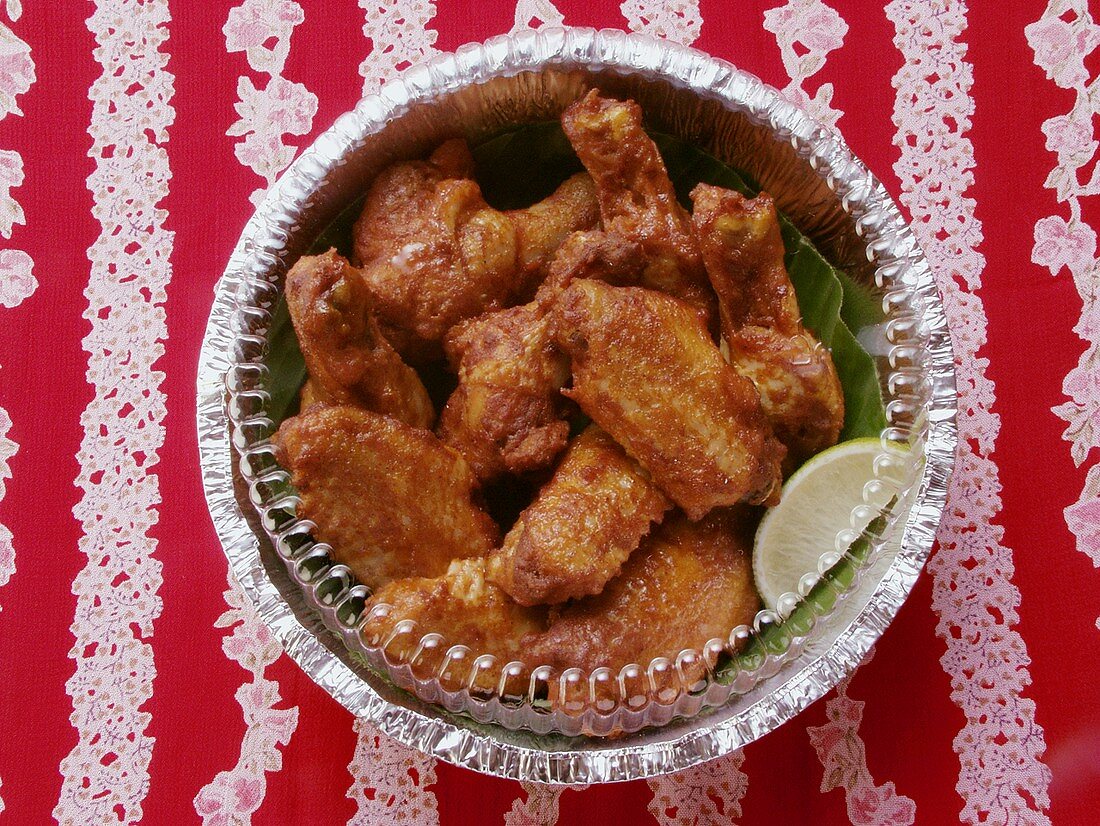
(779, 230), (886, 441)
(264, 297), (306, 426)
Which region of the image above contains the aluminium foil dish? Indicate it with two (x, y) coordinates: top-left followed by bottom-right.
(197, 27), (956, 783)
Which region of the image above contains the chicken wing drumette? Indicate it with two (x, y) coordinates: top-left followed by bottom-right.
(437, 231), (646, 481)
(352, 139), (598, 362)
(488, 425), (671, 606)
(274, 405), (498, 591)
(561, 90), (717, 328)
(550, 279), (785, 518)
(507, 173), (605, 301)
(284, 249), (433, 428)
(691, 184), (844, 466)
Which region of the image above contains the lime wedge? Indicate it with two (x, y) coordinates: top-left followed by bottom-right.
(753, 438), (882, 609)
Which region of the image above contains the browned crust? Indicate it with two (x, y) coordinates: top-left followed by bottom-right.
(284, 249), (434, 429)
(550, 279), (785, 517)
(274, 405), (499, 591)
(523, 509), (762, 674)
(489, 426), (671, 605)
(691, 184), (844, 465)
(561, 90), (717, 330)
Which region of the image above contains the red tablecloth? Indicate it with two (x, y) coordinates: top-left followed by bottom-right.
(1, 1), (1097, 823)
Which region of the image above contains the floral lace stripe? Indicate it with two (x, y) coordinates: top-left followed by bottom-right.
(647, 751), (748, 825)
(192, 3), (315, 823)
(54, 2), (173, 823)
(887, 1), (1053, 822)
(224, 0), (318, 208)
(0, 3), (34, 814)
(359, 0), (439, 97)
(192, 583), (298, 825)
(1027, 2), (1100, 593)
(505, 782), (589, 825)
(762, 0), (847, 128)
(346, 720), (439, 825)
(620, 0), (700, 45)
(511, 0), (564, 32)
(807, 650), (916, 824)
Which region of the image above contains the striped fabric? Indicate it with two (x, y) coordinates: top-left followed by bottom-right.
(0, 1), (1093, 823)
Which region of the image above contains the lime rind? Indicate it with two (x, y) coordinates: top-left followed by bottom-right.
(752, 438), (882, 608)
(716, 502), (893, 686)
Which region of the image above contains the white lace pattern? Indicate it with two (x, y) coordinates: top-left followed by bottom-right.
(511, 0), (564, 32)
(807, 650), (916, 824)
(620, 0), (700, 45)
(224, 0), (318, 206)
(191, 4), (313, 823)
(647, 751), (748, 825)
(359, 0), (439, 96)
(888, 1), (1053, 822)
(193, 576), (299, 825)
(55, 2), (174, 823)
(1026, 3), (1100, 581)
(346, 719), (439, 825)
(762, 0), (848, 129)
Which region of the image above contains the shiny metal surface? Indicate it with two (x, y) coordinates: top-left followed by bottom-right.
(197, 27), (956, 782)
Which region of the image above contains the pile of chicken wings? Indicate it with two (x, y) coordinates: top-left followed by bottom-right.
(273, 91), (845, 702)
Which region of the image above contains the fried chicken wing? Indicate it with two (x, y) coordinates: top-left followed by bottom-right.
(550, 279), (785, 518)
(438, 231), (646, 481)
(298, 377), (331, 411)
(363, 558), (547, 685)
(489, 426), (671, 606)
(561, 90), (716, 327)
(507, 172), (601, 300)
(284, 249), (434, 429)
(427, 136), (475, 178)
(437, 300), (570, 480)
(538, 229), (648, 296)
(691, 185), (844, 465)
(352, 144), (598, 362)
(523, 509), (761, 673)
(274, 405), (498, 591)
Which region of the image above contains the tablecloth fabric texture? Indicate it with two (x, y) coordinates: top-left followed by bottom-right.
(0, 0), (1097, 824)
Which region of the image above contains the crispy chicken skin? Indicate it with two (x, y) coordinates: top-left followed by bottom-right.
(489, 426), (671, 606)
(438, 231), (646, 481)
(352, 141), (598, 362)
(538, 229), (649, 296)
(550, 279), (785, 518)
(274, 405), (499, 591)
(426, 136), (475, 179)
(561, 90), (716, 328)
(298, 377), (332, 411)
(523, 509), (761, 673)
(363, 558), (547, 680)
(284, 249), (434, 429)
(691, 185), (844, 465)
(507, 173), (601, 300)
(438, 300), (570, 481)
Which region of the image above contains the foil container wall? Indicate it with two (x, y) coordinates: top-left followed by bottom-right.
(197, 28), (956, 782)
